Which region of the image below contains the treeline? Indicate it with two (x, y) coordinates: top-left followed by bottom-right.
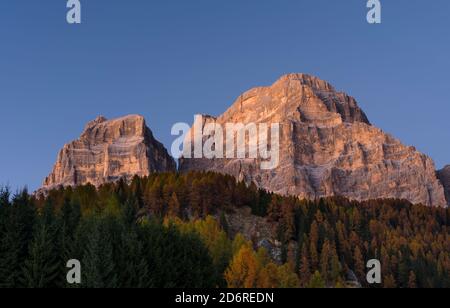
(1, 171), (449, 288)
(270, 196), (450, 288)
(0, 188), (217, 288)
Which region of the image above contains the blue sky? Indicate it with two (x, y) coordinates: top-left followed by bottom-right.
(0, 0), (449, 191)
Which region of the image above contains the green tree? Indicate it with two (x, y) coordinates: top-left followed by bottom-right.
(0, 190), (36, 287)
(277, 264), (299, 288)
(140, 221), (217, 288)
(116, 228), (149, 288)
(257, 263), (278, 288)
(22, 221), (59, 288)
(307, 271), (326, 288)
(81, 218), (118, 288)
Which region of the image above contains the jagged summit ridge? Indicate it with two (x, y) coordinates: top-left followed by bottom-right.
(180, 74), (446, 207)
(217, 73), (370, 129)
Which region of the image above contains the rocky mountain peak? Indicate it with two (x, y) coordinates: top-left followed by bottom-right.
(40, 114), (176, 192)
(218, 73), (370, 127)
(80, 114), (147, 142)
(275, 73), (336, 92)
(180, 73), (446, 207)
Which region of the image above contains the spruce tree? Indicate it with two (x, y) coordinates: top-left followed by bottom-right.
(408, 271), (417, 288)
(225, 244), (258, 288)
(81, 218), (118, 288)
(57, 198), (81, 287)
(22, 201), (60, 288)
(22, 223), (59, 288)
(0, 190), (36, 287)
(0, 188), (11, 286)
(167, 192), (181, 218)
(307, 271), (326, 288)
(299, 245), (311, 287)
(117, 228), (149, 288)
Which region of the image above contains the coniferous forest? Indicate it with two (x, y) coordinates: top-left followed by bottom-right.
(0, 172), (449, 288)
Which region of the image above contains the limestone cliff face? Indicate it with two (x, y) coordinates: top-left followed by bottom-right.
(179, 74), (447, 207)
(41, 115), (176, 190)
(437, 166), (450, 206)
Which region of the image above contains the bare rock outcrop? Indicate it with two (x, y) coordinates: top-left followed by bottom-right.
(437, 166), (450, 206)
(41, 115), (176, 191)
(179, 73), (447, 207)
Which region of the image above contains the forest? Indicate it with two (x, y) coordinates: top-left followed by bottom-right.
(0, 171), (449, 288)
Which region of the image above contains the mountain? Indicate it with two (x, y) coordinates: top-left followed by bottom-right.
(40, 115), (176, 191)
(179, 73), (447, 207)
(437, 166), (450, 206)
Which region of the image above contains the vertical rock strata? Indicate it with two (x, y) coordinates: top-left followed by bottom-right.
(179, 74), (447, 207)
(42, 115), (176, 190)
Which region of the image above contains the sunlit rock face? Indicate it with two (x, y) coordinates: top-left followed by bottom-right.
(180, 74), (447, 207)
(437, 166), (450, 206)
(41, 115), (176, 190)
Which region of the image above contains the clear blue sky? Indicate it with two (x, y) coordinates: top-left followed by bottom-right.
(1, 0), (449, 191)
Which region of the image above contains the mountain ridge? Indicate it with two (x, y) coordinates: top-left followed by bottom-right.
(39, 74), (448, 207)
(180, 74), (447, 207)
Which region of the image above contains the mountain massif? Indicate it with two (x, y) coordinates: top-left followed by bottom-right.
(40, 74), (448, 207)
(180, 74), (447, 207)
(41, 115), (176, 191)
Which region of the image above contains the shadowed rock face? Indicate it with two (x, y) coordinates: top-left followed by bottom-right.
(179, 73), (447, 207)
(41, 115), (176, 191)
(437, 166), (450, 206)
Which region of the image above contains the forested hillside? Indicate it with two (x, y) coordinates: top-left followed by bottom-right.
(0, 172), (449, 288)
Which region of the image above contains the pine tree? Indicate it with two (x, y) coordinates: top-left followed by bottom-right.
(408, 271), (417, 288)
(145, 182), (164, 217)
(310, 242), (319, 270)
(0, 190), (36, 287)
(225, 245), (258, 288)
(299, 245), (311, 287)
(116, 228), (149, 288)
(189, 179), (203, 217)
(231, 233), (248, 255)
(57, 198), (81, 287)
(139, 221), (217, 288)
(0, 216), (21, 287)
(256, 248), (270, 269)
(103, 195), (122, 218)
(353, 246), (365, 282)
(277, 264), (299, 288)
(329, 246), (342, 284)
(0, 188), (11, 286)
(81, 218), (118, 288)
(198, 217), (232, 278)
(309, 220), (320, 271)
(307, 271), (326, 288)
(384, 274), (397, 288)
(0, 187), (9, 222)
(1, 172), (449, 289)
(167, 192), (181, 218)
(121, 197), (138, 227)
(22, 222), (59, 288)
(320, 240), (331, 283)
(256, 263), (278, 288)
